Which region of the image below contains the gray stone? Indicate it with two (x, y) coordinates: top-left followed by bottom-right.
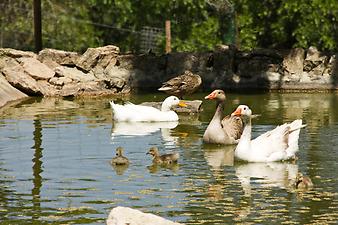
(2, 61), (42, 95)
(0, 48), (36, 58)
(282, 48), (304, 76)
(106, 206), (182, 225)
(0, 74), (28, 107)
(18, 57), (55, 80)
(76, 45), (120, 72)
(38, 48), (79, 67)
(60, 83), (81, 97)
(55, 66), (96, 82)
(37, 80), (60, 96)
(49, 76), (73, 86)
(305, 46), (327, 63)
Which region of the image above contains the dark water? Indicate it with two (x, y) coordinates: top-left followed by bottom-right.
(0, 92), (337, 224)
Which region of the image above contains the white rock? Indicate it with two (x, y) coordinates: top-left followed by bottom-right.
(106, 206), (182, 225)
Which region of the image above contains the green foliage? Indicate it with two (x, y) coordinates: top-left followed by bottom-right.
(0, 0), (336, 52)
(234, 0), (337, 51)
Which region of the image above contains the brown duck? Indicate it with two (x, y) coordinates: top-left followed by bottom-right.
(203, 90), (244, 145)
(146, 147), (179, 164)
(158, 70), (202, 99)
(111, 147), (129, 165)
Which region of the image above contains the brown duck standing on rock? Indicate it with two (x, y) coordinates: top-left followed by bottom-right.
(203, 90), (244, 145)
(158, 70), (202, 99)
(111, 147), (129, 165)
(146, 147), (179, 164)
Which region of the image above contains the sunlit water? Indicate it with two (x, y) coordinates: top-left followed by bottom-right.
(0, 92), (337, 224)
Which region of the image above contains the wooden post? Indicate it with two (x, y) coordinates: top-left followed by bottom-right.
(33, 0), (42, 53)
(165, 20), (171, 54)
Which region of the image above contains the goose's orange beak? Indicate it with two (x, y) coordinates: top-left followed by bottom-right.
(232, 108), (242, 116)
(204, 91), (216, 99)
(178, 101), (187, 107)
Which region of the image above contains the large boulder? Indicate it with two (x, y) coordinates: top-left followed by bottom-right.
(0, 74), (28, 107)
(55, 66), (96, 82)
(18, 57), (55, 80)
(0, 48), (36, 58)
(76, 45), (120, 72)
(2, 60), (42, 95)
(38, 48), (79, 65)
(282, 48), (304, 77)
(38, 48), (79, 69)
(106, 206), (182, 225)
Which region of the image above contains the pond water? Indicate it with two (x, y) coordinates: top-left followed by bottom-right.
(0, 92), (337, 224)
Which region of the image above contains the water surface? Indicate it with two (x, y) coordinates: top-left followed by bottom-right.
(0, 92), (337, 224)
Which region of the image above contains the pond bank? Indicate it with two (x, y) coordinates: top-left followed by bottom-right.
(0, 45), (337, 107)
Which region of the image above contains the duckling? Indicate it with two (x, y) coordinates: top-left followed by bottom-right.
(158, 70), (202, 99)
(295, 173), (313, 189)
(111, 147), (129, 165)
(146, 147), (179, 164)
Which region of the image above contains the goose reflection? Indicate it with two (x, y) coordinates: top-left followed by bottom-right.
(111, 121), (178, 140)
(235, 162), (299, 196)
(203, 145), (236, 169)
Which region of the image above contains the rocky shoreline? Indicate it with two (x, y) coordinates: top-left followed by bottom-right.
(0, 45), (337, 107)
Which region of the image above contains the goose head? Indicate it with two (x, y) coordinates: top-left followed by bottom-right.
(232, 105), (252, 117)
(204, 90), (226, 102)
(115, 147), (124, 157)
(161, 96), (186, 111)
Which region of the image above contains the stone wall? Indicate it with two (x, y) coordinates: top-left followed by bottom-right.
(0, 45), (337, 107)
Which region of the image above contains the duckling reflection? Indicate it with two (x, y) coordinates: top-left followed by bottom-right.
(203, 145), (236, 169)
(235, 162), (299, 196)
(147, 163), (180, 174)
(110, 147), (129, 175)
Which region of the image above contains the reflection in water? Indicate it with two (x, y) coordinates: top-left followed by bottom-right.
(31, 116), (43, 221)
(111, 164), (129, 175)
(111, 121), (178, 139)
(235, 162), (299, 196)
(147, 163), (180, 174)
(203, 145), (236, 169)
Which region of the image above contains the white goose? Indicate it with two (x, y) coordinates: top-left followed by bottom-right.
(110, 96), (186, 122)
(232, 105), (306, 162)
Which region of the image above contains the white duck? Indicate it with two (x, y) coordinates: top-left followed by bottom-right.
(110, 96), (186, 122)
(232, 105), (306, 162)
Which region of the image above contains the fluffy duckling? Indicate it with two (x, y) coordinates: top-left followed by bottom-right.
(111, 147), (129, 165)
(158, 70), (202, 99)
(146, 147), (179, 164)
(295, 173), (313, 189)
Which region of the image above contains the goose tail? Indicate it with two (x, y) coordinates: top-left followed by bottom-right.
(286, 119), (306, 157)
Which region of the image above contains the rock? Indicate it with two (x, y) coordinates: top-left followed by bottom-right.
(305, 46), (327, 63)
(76, 45), (120, 72)
(282, 48), (304, 76)
(38, 48), (79, 67)
(2, 61), (42, 95)
(106, 206), (182, 225)
(49, 76), (73, 86)
(0, 48), (36, 58)
(0, 74), (28, 107)
(37, 80), (60, 96)
(18, 57), (55, 80)
(55, 66), (96, 82)
(60, 83), (81, 97)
